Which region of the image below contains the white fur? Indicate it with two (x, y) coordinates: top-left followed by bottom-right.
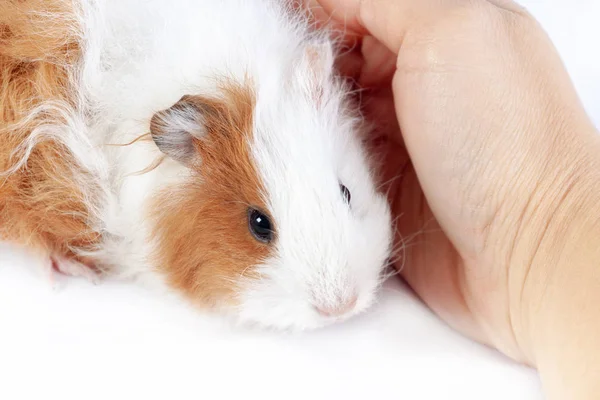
(10, 0), (393, 330)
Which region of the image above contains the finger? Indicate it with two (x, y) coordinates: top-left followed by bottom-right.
(357, 35), (396, 88)
(334, 47), (364, 81)
(317, 0), (464, 54)
(297, 0), (332, 28)
(298, 0), (365, 36)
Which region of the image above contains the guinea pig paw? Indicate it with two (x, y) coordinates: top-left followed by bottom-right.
(48, 256), (101, 289)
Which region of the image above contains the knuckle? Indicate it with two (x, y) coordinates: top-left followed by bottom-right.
(440, 1), (532, 40)
(451, 1), (514, 36)
(397, 0), (534, 70)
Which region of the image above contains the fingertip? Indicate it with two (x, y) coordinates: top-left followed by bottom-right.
(334, 48), (364, 81)
(316, 0), (368, 35)
(315, 0), (442, 55)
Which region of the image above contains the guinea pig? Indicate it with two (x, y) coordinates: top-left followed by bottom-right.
(0, 0), (393, 330)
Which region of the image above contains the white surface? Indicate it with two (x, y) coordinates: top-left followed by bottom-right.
(0, 1), (597, 399)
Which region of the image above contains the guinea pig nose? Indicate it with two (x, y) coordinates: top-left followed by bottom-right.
(315, 295), (358, 318)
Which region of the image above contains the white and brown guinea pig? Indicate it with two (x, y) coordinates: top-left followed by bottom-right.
(0, 0), (393, 330)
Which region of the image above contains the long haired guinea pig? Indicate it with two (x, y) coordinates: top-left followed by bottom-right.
(0, 0), (393, 330)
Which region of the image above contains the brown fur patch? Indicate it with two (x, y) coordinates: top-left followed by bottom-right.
(149, 80), (273, 307)
(0, 0), (80, 64)
(0, 24), (13, 40)
(0, 0), (101, 268)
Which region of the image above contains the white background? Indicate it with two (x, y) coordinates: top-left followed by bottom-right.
(1, 1), (598, 399)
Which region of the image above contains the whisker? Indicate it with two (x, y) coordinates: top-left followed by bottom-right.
(377, 172), (403, 194)
(105, 132), (153, 147)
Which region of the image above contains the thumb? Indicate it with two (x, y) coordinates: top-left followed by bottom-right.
(317, 0), (453, 54)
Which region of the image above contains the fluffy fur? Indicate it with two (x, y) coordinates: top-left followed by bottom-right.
(0, 0), (103, 272)
(0, 0), (393, 330)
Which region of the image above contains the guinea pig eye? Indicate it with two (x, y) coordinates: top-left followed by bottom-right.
(248, 208), (274, 243)
(340, 184), (351, 205)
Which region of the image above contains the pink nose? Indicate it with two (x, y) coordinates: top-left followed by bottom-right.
(315, 295), (358, 318)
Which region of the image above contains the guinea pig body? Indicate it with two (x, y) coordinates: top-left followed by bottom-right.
(0, 0), (393, 330)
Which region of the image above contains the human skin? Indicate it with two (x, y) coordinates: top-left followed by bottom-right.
(304, 0), (600, 398)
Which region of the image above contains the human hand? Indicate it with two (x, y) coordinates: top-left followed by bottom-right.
(305, 0), (600, 396)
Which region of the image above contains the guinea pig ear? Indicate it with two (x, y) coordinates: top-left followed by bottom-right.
(150, 95), (207, 166)
(304, 41), (334, 83)
(303, 41), (335, 106)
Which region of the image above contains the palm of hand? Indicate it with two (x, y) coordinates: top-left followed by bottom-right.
(362, 70), (490, 348)
(317, 22), (517, 358)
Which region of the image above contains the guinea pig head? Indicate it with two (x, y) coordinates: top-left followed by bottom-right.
(148, 46), (393, 330)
